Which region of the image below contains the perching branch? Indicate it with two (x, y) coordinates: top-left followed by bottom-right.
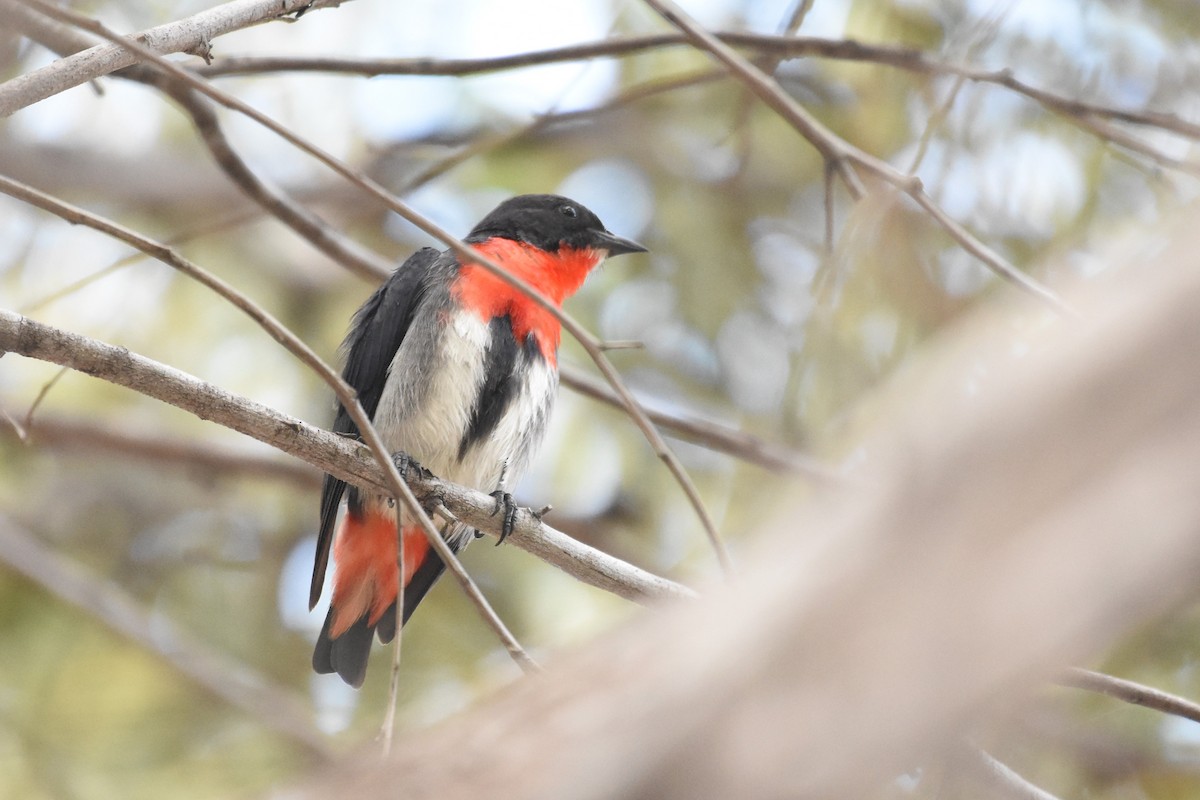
(0, 308), (693, 606)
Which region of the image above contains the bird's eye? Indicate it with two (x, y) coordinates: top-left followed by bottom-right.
(558, 205), (578, 218)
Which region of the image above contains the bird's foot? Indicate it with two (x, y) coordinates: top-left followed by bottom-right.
(488, 462), (518, 545)
(391, 451), (431, 483)
(489, 489), (518, 545)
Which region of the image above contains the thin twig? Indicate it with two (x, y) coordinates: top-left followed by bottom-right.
(1070, 113), (1200, 179)
(21, 365), (67, 430)
(559, 366), (836, 479)
(395, 68), (725, 195)
(381, 611), (403, 754)
(0, 407), (27, 441)
(822, 160), (836, 256)
(20, 210), (279, 314)
(956, 744), (1064, 800)
(159, 82), (395, 282)
(1058, 667), (1200, 726)
(192, 34), (1200, 144)
(597, 340), (644, 351)
(25, 0), (732, 575)
(640, 0), (1071, 314)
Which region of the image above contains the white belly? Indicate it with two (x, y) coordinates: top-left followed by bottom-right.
(371, 309), (558, 495)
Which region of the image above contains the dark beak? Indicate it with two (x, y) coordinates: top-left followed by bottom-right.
(590, 229), (648, 257)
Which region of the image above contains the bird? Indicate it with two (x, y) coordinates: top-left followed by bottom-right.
(310, 193), (647, 687)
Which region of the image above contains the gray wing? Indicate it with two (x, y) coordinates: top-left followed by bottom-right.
(310, 247), (446, 610)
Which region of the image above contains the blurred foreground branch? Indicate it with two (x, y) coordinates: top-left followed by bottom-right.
(280, 212), (1200, 799)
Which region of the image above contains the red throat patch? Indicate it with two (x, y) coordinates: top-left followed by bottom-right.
(451, 239), (603, 364)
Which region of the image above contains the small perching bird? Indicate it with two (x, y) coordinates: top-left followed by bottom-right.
(310, 194), (646, 687)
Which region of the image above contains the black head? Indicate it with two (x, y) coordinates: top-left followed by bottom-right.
(467, 194), (647, 256)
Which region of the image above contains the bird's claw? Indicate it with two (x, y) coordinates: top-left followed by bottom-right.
(391, 451), (430, 482)
(489, 489), (519, 546)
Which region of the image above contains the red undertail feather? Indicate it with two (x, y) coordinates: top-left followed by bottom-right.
(329, 512), (428, 639)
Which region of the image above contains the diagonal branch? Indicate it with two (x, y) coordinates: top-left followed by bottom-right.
(1058, 667), (1200, 726)
(640, 0), (1070, 313)
(0, 0), (348, 117)
(164, 83), (397, 282)
(558, 366), (836, 479)
(0, 308), (694, 606)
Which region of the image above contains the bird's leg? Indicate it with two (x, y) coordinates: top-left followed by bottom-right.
(489, 461), (519, 546)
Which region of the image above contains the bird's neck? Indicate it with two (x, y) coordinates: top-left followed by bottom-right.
(453, 239), (604, 364)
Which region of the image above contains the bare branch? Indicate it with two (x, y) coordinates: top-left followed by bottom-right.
(954, 746), (1064, 800)
(0, 514), (333, 760)
(640, 0), (1069, 313)
(193, 34), (1200, 144)
(558, 366), (837, 480)
(161, 84), (395, 282)
(0, 0), (347, 117)
(1, 412), (320, 488)
(0, 309), (693, 606)
(406, 471), (696, 605)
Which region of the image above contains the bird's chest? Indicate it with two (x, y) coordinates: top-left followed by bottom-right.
(373, 307), (557, 489)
